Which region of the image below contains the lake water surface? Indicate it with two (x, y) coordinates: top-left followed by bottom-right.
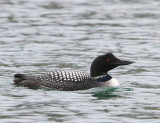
(0, 0), (160, 122)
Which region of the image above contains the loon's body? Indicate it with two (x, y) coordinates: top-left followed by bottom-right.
(14, 53), (133, 91)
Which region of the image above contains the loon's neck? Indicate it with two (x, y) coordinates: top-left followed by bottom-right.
(94, 74), (112, 82)
(93, 74), (120, 87)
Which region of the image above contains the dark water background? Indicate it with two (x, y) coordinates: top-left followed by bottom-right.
(0, 0), (160, 122)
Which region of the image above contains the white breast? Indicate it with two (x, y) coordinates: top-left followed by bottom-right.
(105, 78), (120, 87)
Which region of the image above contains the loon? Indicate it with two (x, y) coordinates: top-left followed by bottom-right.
(14, 53), (134, 91)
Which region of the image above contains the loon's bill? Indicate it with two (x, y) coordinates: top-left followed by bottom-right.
(14, 53), (134, 91)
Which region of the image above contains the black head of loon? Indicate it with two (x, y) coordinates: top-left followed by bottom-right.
(14, 53), (134, 91)
(90, 53), (134, 77)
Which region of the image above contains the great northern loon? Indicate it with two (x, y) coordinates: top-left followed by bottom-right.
(14, 53), (134, 91)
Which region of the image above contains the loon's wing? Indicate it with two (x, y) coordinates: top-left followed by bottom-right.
(14, 70), (99, 91)
(38, 70), (98, 91)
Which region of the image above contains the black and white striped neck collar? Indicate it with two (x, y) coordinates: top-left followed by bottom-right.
(93, 74), (112, 82)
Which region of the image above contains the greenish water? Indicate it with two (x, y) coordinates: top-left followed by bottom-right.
(0, 0), (160, 122)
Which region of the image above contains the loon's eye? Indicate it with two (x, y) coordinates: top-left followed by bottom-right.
(106, 59), (110, 62)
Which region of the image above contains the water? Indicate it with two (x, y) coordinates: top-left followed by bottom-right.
(0, 0), (160, 122)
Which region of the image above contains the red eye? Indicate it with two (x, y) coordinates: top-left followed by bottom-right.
(106, 59), (110, 62)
